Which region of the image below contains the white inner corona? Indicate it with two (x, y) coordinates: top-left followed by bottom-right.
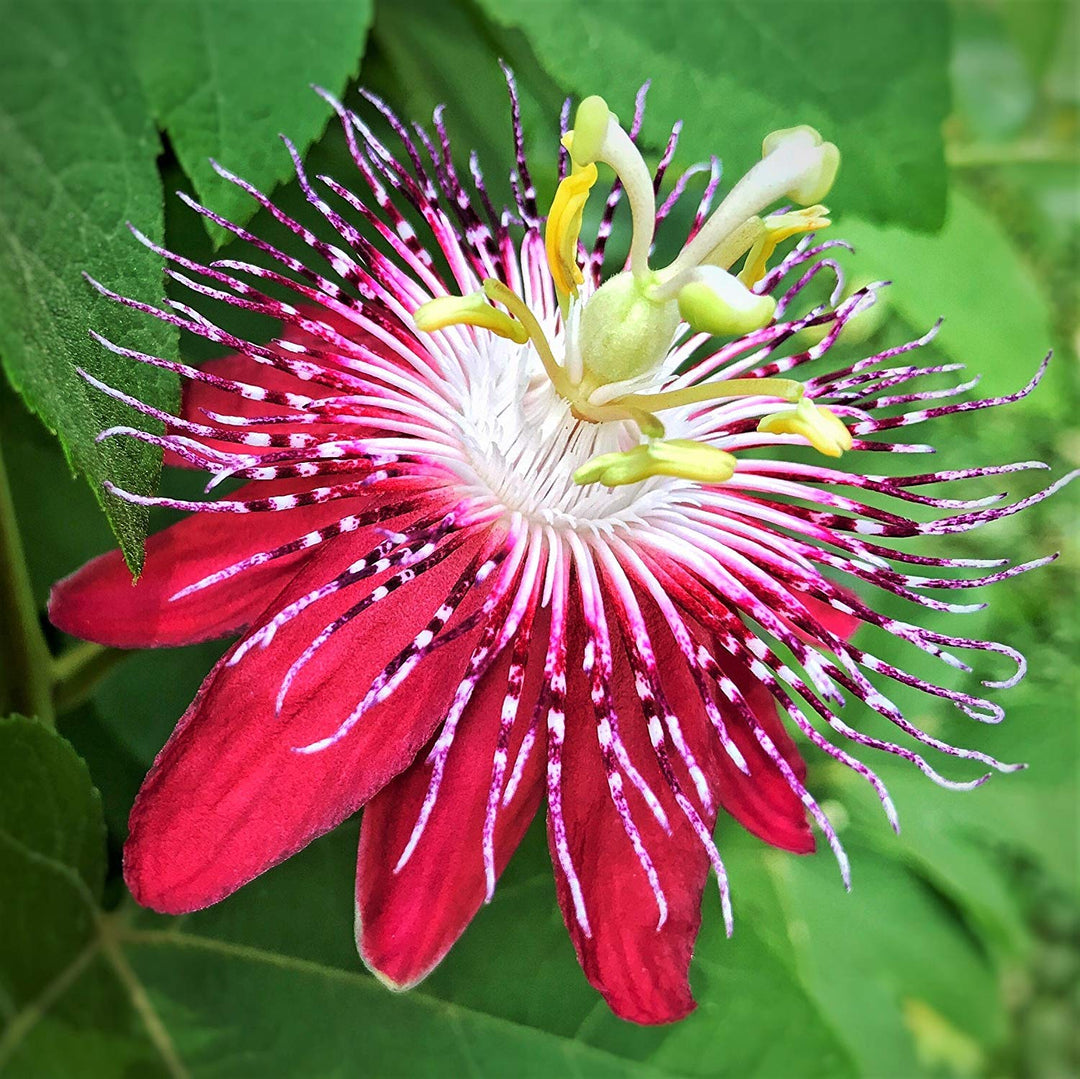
(449, 297), (696, 530)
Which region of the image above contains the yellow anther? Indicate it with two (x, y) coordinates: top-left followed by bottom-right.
(574, 439), (737, 487)
(414, 291), (529, 344)
(738, 205), (831, 287)
(757, 397), (853, 458)
(545, 153), (598, 302)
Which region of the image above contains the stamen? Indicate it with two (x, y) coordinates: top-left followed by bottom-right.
(481, 278), (572, 396)
(738, 205), (831, 287)
(620, 376), (804, 414)
(574, 440), (737, 488)
(413, 290), (529, 343)
(758, 397), (853, 457)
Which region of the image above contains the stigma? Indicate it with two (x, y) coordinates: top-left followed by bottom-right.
(413, 93), (850, 490)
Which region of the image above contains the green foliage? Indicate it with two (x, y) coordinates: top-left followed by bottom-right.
(0, 0), (375, 567)
(0, 717), (104, 1023)
(0, 0), (178, 572)
(477, 0), (952, 230)
(129, 0), (375, 243)
(837, 191), (1057, 402)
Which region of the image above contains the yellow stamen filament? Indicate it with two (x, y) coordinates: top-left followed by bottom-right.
(481, 278), (573, 397)
(757, 397), (853, 457)
(703, 215), (766, 270)
(544, 150), (598, 304)
(414, 291), (529, 344)
(573, 401), (666, 439)
(619, 376), (804, 415)
(738, 205), (831, 287)
(574, 439), (737, 487)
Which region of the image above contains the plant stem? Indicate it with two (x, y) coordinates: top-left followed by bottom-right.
(52, 641), (128, 713)
(0, 440), (54, 724)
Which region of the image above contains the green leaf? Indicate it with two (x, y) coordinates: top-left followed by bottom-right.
(120, 933), (676, 1079)
(129, 0), (375, 242)
(0, 0), (180, 572)
(0, 810), (857, 1078)
(580, 913), (860, 1078)
(0, 716), (105, 1010)
(372, 822), (855, 1076)
(477, 0), (951, 230)
(22, 857), (691, 1077)
(729, 835), (1007, 1077)
(835, 189), (1058, 403)
(998, 0), (1069, 80)
(0, 384), (117, 611)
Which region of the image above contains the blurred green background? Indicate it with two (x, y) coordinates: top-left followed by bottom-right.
(0, 1), (1076, 1076)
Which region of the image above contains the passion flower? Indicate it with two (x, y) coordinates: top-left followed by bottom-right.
(50, 72), (1073, 1023)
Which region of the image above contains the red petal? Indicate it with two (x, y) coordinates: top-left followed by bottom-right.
(123, 524), (491, 914)
(356, 616), (549, 988)
(550, 607), (716, 1025)
(704, 643), (815, 855)
(48, 480), (377, 648)
(802, 593), (861, 643)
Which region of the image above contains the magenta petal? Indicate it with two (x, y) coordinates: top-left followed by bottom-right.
(356, 623), (549, 988)
(48, 480), (374, 648)
(123, 528), (490, 914)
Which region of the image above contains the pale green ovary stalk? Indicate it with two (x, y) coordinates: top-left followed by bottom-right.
(412, 93), (850, 489)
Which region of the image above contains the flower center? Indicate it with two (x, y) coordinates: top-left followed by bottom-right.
(415, 94), (849, 490)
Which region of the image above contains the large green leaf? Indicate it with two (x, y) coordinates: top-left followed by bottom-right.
(0, 829), (664, 1077)
(477, 0), (951, 230)
(0, 0), (179, 571)
(129, 0), (375, 242)
(0, 809), (858, 1078)
(0, 717), (105, 1020)
(835, 189), (1058, 403)
(745, 840), (1007, 1078)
